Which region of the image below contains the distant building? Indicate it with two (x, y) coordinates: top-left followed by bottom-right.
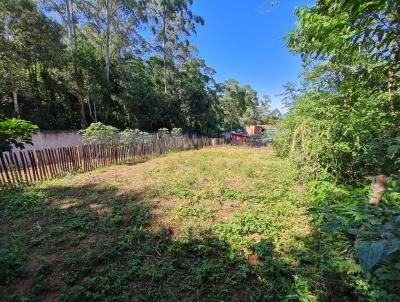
(245, 125), (277, 136)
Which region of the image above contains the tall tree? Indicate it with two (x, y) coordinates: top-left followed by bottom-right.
(0, 0), (64, 119)
(220, 79), (259, 130)
(80, 0), (147, 83)
(278, 81), (302, 110)
(40, 0), (88, 128)
(1, 0), (228, 136)
(148, 0), (204, 94)
(258, 95), (271, 120)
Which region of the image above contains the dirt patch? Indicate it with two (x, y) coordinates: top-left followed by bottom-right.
(213, 201), (241, 223)
(247, 254), (263, 266)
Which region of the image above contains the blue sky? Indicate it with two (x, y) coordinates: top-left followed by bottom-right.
(190, 0), (312, 111)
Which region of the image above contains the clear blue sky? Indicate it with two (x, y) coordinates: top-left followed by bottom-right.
(190, 0), (312, 111)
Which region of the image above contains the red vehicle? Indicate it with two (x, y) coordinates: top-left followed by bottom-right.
(231, 133), (247, 143)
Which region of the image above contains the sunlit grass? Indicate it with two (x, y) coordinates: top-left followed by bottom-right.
(0, 146), (326, 301)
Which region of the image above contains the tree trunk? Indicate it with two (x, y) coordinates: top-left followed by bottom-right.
(105, 0), (111, 83)
(388, 70), (395, 112)
(163, 53), (167, 95)
(12, 90), (20, 118)
(368, 175), (388, 205)
(93, 101), (97, 122)
(75, 68), (86, 128)
(65, 0), (75, 47)
(66, 0), (86, 128)
(162, 7), (167, 95)
(78, 95), (86, 129)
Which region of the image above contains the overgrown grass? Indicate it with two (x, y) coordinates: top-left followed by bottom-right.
(0, 146), (396, 301)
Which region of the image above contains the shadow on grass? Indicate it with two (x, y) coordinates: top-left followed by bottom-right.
(0, 183), (363, 302)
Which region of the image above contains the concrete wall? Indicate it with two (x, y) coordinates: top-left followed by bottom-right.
(11, 130), (82, 152)
(9, 130), (203, 153)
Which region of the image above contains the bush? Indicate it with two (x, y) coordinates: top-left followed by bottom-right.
(309, 180), (400, 299)
(0, 118), (38, 152)
(157, 128), (170, 139)
(119, 129), (141, 144)
(80, 123), (119, 145)
(274, 92), (397, 181)
(171, 128), (183, 137)
(386, 137), (400, 176)
(139, 131), (154, 144)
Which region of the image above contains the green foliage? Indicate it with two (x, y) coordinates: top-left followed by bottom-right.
(274, 2), (400, 299)
(171, 128), (183, 137)
(0, 0), (226, 135)
(80, 125), (157, 146)
(80, 123), (119, 145)
(276, 0), (400, 181)
(275, 90), (397, 180)
(358, 242), (385, 273)
(387, 137), (400, 174)
(119, 129), (141, 144)
(220, 79), (260, 130)
(239, 107), (259, 127)
(0, 118), (38, 152)
(0, 0), (71, 128)
(278, 81), (302, 110)
(2, 1), (286, 136)
(141, 131), (154, 145)
(261, 129), (275, 141)
(157, 128), (170, 139)
(309, 180), (400, 298)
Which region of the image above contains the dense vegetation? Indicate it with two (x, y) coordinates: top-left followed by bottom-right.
(275, 1), (400, 299)
(276, 0), (400, 181)
(0, 118), (37, 152)
(0, 0), (278, 134)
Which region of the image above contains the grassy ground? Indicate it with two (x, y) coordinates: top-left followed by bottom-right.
(0, 146), (354, 301)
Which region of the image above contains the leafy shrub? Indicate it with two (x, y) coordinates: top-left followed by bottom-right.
(140, 131), (154, 144)
(80, 123), (119, 145)
(0, 118), (38, 152)
(157, 128), (170, 139)
(171, 128), (183, 137)
(274, 92), (397, 181)
(119, 129), (141, 144)
(309, 181), (400, 297)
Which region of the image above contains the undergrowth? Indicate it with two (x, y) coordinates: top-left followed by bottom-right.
(309, 180), (400, 301)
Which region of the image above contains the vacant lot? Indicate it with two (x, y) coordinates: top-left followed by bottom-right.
(1, 146), (339, 301)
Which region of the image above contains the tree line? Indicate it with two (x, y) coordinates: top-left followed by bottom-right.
(0, 0), (280, 136)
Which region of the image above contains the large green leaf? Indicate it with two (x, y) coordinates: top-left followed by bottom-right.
(387, 145), (400, 156)
(357, 241), (385, 272)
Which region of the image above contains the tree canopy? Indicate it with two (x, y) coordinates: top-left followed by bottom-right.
(276, 0), (400, 181)
(0, 0), (279, 135)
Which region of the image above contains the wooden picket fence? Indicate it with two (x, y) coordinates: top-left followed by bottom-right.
(0, 137), (225, 187)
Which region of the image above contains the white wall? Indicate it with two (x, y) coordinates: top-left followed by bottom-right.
(11, 130), (82, 152)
